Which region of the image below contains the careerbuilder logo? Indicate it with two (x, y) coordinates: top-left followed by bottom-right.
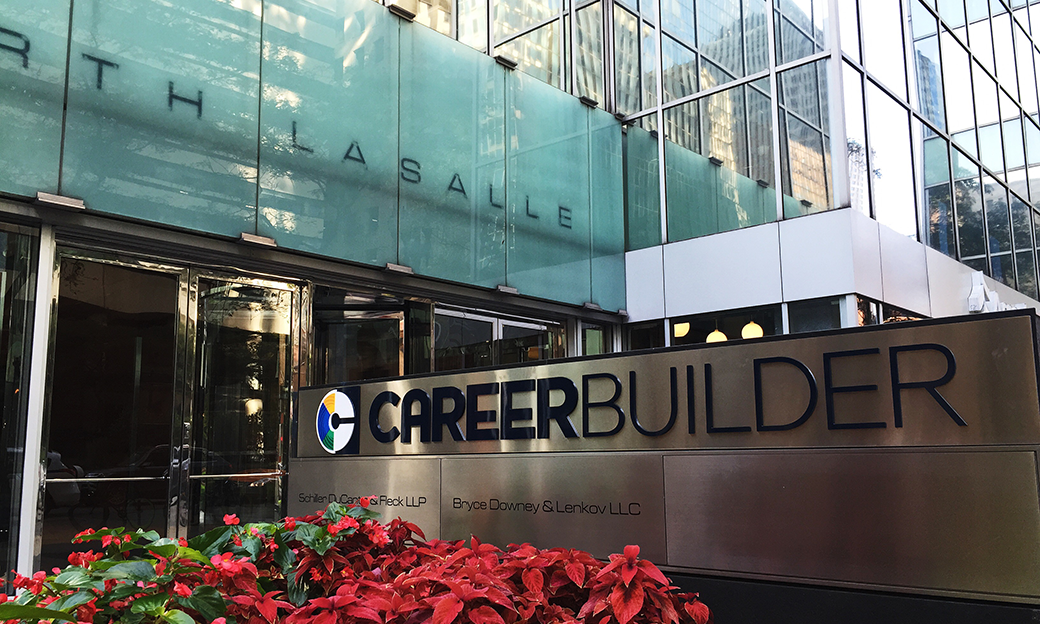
(316, 388), (360, 455)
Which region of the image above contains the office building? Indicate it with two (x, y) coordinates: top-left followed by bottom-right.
(1, 0), (1040, 618)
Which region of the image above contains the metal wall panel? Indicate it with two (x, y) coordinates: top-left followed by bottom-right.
(287, 457), (440, 536)
(664, 450), (1040, 599)
(440, 454), (666, 561)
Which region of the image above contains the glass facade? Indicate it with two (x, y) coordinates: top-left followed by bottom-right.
(0, 0), (624, 311)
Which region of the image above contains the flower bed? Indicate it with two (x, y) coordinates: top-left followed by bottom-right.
(1, 501), (712, 624)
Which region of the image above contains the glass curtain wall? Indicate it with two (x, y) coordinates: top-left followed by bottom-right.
(843, 0), (1040, 299)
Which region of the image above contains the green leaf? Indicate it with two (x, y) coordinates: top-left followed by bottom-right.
(0, 603), (77, 622)
(188, 526), (233, 559)
(240, 535), (262, 559)
(53, 567), (95, 588)
(176, 546), (211, 565)
(69, 527), (124, 542)
(162, 609), (196, 624)
(286, 570), (310, 607)
(102, 560), (157, 581)
(176, 585), (226, 622)
(50, 589), (96, 612)
(273, 530), (295, 573)
(130, 592), (169, 617)
(292, 523), (321, 548)
(136, 529), (162, 542)
(118, 611), (147, 624)
(322, 502), (347, 522)
(147, 538), (180, 559)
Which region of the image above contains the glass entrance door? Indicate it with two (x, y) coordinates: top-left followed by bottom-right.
(40, 256), (185, 570)
(40, 257), (298, 567)
(181, 277), (295, 535)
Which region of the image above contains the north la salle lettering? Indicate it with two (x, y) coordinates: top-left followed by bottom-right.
(360, 342), (966, 445)
(0, 28), (577, 231)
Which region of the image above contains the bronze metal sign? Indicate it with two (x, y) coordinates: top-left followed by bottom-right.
(296, 312), (1040, 457)
(289, 312), (1040, 603)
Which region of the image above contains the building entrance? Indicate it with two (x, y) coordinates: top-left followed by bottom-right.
(39, 253), (297, 570)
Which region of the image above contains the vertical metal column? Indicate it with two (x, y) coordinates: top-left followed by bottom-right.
(17, 224), (55, 576)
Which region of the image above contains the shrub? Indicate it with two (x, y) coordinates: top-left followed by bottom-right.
(1, 501), (712, 624)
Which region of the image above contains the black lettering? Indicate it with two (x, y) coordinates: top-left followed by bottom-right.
(582, 373), (624, 437)
(466, 382), (499, 441)
(369, 391), (401, 443)
(400, 388), (432, 443)
(686, 365), (696, 434)
(502, 379), (536, 440)
(558, 206), (572, 229)
(536, 377), (579, 438)
(400, 158), (422, 183)
(754, 357), (818, 431)
(489, 185), (504, 209)
(344, 140), (367, 165)
(525, 195), (539, 219)
(81, 53), (118, 89)
(824, 349), (885, 430)
(432, 386), (466, 442)
(705, 363), (751, 433)
(0, 27), (29, 69)
(448, 173), (467, 196)
(168, 82), (202, 118)
(890, 343), (965, 427)
(629, 369), (677, 436)
(291, 120), (313, 153)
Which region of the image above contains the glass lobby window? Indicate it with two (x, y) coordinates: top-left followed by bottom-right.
(313, 308), (404, 384)
(867, 82), (917, 238)
(581, 323), (613, 355)
(626, 320), (665, 349)
(910, 0), (946, 131)
(844, 63), (870, 215)
(861, 0), (908, 101)
(0, 227), (35, 586)
(670, 304), (781, 345)
(787, 297), (841, 333)
(433, 309), (563, 371)
(778, 59), (831, 217)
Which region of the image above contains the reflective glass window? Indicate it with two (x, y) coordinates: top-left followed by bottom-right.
(844, 63), (870, 215)
(992, 11), (1018, 98)
(983, 174), (1014, 285)
(576, 2), (605, 104)
(698, 0), (744, 79)
(921, 129), (956, 256)
(494, 0), (561, 42)
(774, 0), (827, 64)
(459, 0), (489, 50)
(779, 60), (831, 216)
(941, 29), (976, 147)
(910, 2), (946, 130)
(861, 0), (908, 101)
(938, 0), (967, 27)
(867, 83), (917, 237)
(662, 0), (697, 45)
(614, 6), (643, 114)
(953, 148), (986, 258)
(495, 21), (563, 88)
(1016, 23), (1039, 115)
(840, 0), (861, 62)
(662, 36), (699, 103)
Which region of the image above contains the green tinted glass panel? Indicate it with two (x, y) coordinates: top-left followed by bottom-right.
(625, 125), (662, 250)
(399, 25), (505, 287)
(0, 0), (67, 196)
(506, 72), (591, 304)
(62, 0), (260, 235)
(258, 0), (399, 265)
(590, 108), (625, 311)
(665, 139), (715, 241)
